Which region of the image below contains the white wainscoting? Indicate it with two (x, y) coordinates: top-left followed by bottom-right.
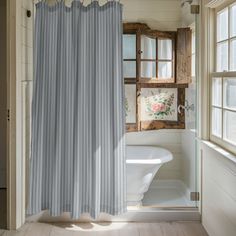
(126, 130), (184, 181)
(201, 141), (236, 236)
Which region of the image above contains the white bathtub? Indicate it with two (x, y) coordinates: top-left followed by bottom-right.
(126, 145), (173, 206)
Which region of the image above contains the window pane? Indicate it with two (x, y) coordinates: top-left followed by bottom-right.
(230, 39), (236, 71)
(141, 35), (156, 60)
(123, 61), (136, 78)
(158, 39), (172, 60)
(125, 84), (136, 123)
(141, 61), (156, 78)
(230, 4), (236, 37)
(123, 34), (136, 59)
(223, 78), (236, 109)
(217, 8), (228, 42)
(158, 62), (172, 78)
(212, 107), (222, 137)
(217, 41), (228, 72)
(212, 78), (222, 106)
(224, 110), (236, 144)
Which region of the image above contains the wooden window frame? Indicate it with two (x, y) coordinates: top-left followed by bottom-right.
(209, 1), (236, 155)
(138, 30), (176, 84)
(138, 84), (186, 131)
(124, 23), (187, 132)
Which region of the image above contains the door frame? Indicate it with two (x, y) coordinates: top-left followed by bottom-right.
(6, 0), (25, 230)
(5, 0), (206, 230)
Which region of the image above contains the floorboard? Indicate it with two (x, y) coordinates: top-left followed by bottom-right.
(0, 222), (208, 236)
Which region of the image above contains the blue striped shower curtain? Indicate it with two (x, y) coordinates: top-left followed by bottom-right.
(27, 0), (126, 219)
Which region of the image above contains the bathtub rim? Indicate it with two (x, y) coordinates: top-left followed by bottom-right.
(126, 145), (173, 164)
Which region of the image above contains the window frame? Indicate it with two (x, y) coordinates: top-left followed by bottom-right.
(123, 33), (137, 83)
(210, 1), (236, 154)
(123, 23), (187, 132)
(139, 31), (176, 83)
(123, 29), (139, 132)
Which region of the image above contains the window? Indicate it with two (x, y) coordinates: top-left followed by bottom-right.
(123, 23), (192, 132)
(140, 35), (174, 82)
(210, 2), (236, 153)
(123, 34), (136, 79)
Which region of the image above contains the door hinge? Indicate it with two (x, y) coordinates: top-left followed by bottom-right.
(190, 192), (200, 201)
(191, 5), (200, 14)
(7, 109), (10, 121)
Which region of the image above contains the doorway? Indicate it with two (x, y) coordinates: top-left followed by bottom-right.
(0, 0), (7, 229)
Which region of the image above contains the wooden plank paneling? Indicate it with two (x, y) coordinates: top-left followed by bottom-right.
(126, 130), (183, 181)
(201, 143), (236, 236)
(176, 28), (192, 84)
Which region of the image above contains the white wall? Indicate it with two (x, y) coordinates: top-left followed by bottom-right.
(21, 0), (33, 216)
(201, 142), (236, 236)
(127, 128), (197, 188)
(21, 0), (33, 81)
(47, 0), (182, 31)
(122, 0), (182, 31)
(180, 0), (198, 27)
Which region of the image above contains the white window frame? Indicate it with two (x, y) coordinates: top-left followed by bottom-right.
(210, 0), (236, 155)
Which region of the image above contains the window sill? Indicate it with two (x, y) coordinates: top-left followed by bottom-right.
(201, 140), (236, 165)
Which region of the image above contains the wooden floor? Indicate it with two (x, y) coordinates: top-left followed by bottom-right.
(0, 222), (208, 236)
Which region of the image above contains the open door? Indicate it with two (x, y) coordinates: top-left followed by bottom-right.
(0, 0), (7, 229)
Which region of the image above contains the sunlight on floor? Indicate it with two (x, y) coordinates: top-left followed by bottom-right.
(5, 222), (208, 236)
(63, 222), (128, 231)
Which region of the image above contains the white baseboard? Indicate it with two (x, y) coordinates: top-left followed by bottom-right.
(26, 208), (200, 223)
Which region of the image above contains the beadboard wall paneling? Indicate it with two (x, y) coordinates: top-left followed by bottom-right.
(126, 130), (184, 180)
(201, 142), (236, 236)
